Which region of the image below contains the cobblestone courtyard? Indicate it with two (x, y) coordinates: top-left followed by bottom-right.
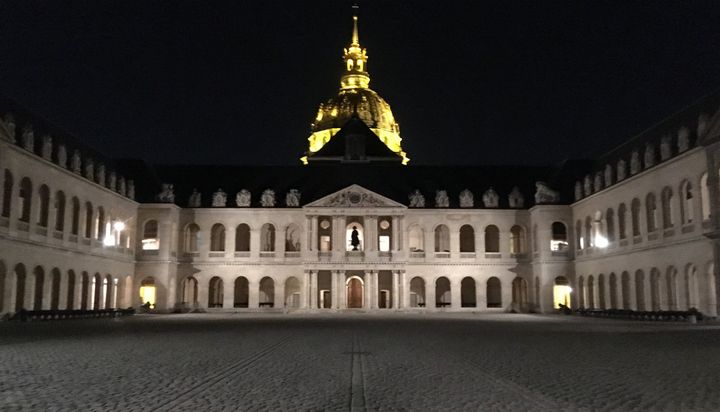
(1, 313), (720, 411)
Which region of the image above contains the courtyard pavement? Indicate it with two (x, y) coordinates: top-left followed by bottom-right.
(1, 312), (720, 411)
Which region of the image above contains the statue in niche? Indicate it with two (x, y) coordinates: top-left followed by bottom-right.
(128, 180), (135, 199)
(285, 189), (301, 207)
(108, 172), (117, 191)
(188, 188), (201, 207)
(22, 125), (34, 152)
(660, 135), (672, 161)
(408, 190), (425, 208)
(1, 113), (16, 143)
(84, 159), (94, 181)
(604, 164), (613, 188)
(96, 164), (105, 185)
(118, 177), (127, 196)
(350, 226), (360, 251)
(459, 189), (474, 208)
(593, 172), (603, 193)
(212, 188), (227, 207)
(41, 135), (52, 160)
(535, 181), (560, 204)
(435, 190), (449, 208)
(57, 144), (67, 168)
(644, 143), (655, 168)
(617, 159), (627, 181)
(630, 150), (641, 175)
(260, 189), (276, 207)
(157, 183), (175, 203)
(508, 186), (524, 208)
(574, 181), (583, 201)
(583, 175), (592, 196)
(235, 189), (251, 207)
(698, 115), (709, 139)
(482, 187), (499, 208)
(71, 150), (82, 174)
(678, 127), (690, 153)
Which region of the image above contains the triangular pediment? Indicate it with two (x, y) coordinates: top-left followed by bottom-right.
(305, 184), (405, 208)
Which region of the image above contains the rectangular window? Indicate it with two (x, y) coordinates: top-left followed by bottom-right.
(379, 235), (390, 252)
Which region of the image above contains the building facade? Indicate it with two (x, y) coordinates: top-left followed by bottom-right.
(1, 16), (719, 317)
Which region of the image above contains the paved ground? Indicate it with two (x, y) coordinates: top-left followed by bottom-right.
(1, 313), (720, 411)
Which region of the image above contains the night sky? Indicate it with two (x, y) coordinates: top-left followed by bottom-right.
(1, 0), (719, 166)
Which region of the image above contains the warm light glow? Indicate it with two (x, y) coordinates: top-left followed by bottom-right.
(594, 235), (609, 248)
(139, 286), (156, 309)
(553, 285), (572, 309)
(550, 240), (569, 251)
(113, 221), (126, 232)
(142, 238), (160, 250)
(103, 235), (115, 246)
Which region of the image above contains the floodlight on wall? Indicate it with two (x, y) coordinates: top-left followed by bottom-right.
(594, 235), (609, 248)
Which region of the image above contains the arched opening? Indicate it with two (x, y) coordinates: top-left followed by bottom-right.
(37, 184), (50, 227)
(598, 273), (606, 309)
(585, 217), (593, 248)
(70, 197), (80, 235)
(259, 276), (275, 307)
(408, 225), (424, 252)
(260, 224), (275, 252)
(345, 223), (365, 252)
(577, 276), (585, 308)
(586, 275), (595, 309)
(208, 276), (224, 308)
(646, 193), (658, 232)
(550, 222), (568, 251)
(434, 225), (450, 253)
(635, 270), (646, 311)
(575, 220), (583, 249)
(685, 264), (699, 310)
(54, 191), (66, 231)
(459, 225), (475, 252)
(234, 276), (249, 308)
(50, 268), (61, 310)
(666, 266), (679, 310)
(104, 275), (113, 309)
(235, 224), (251, 252)
(184, 224), (200, 253)
(139, 277), (156, 309)
(484, 225), (500, 253)
(346, 276), (363, 308)
(631, 198), (641, 237)
(80, 272), (89, 309)
(701, 173), (710, 221)
(486, 277), (502, 308)
(606, 208), (615, 243)
(512, 277), (529, 310)
(33, 266), (45, 310)
(661, 187), (674, 229)
(1, 170), (13, 218)
(680, 180), (694, 225)
(210, 223), (225, 251)
(620, 272), (631, 309)
(96, 206), (105, 240)
(181, 277), (198, 305)
(409, 276), (425, 307)
(608, 273), (618, 309)
(14, 264), (27, 311)
(66, 270), (76, 310)
(553, 276), (571, 309)
(84, 202), (93, 238)
(19, 177), (32, 223)
(142, 220), (159, 250)
(510, 225), (525, 254)
(460, 277), (476, 307)
(435, 277), (451, 307)
(617, 203), (627, 240)
(284, 276), (301, 308)
(92, 273), (102, 310)
(650, 268), (661, 311)
(285, 224), (301, 252)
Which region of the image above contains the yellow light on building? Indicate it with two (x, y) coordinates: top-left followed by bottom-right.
(553, 285), (572, 309)
(139, 286), (156, 309)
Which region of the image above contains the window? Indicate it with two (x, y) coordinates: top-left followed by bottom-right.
(661, 187), (673, 229)
(261, 223), (275, 251)
(700, 173), (710, 220)
(484, 225), (499, 253)
(631, 198), (641, 236)
(185, 224), (200, 252)
(2, 170), (12, 218)
(434, 225), (450, 252)
(680, 180), (694, 224)
(71, 197), (80, 235)
(37, 185), (49, 227)
(459, 225), (475, 252)
(210, 223), (225, 251)
(617, 203), (627, 240)
(510, 225), (525, 254)
(646, 193), (657, 232)
(408, 225), (424, 252)
(84, 202), (93, 238)
(235, 224), (250, 252)
(606, 208), (615, 242)
(142, 220), (159, 250)
(550, 222), (568, 251)
(54, 191), (65, 231)
(19, 177), (32, 222)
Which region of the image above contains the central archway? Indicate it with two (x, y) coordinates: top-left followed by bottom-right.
(346, 276), (364, 308)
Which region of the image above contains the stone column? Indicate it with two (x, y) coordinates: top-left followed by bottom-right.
(42, 275), (53, 310)
(334, 216), (347, 253)
(401, 271), (408, 309)
(450, 279), (461, 310)
(303, 271), (310, 308)
(477, 277), (486, 309)
(7, 183), (20, 232)
(47, 200), (57, 239)
(274, 277), (284, 309)
(391, 216), (399, 251)
(372, 271), (379, 309)
(331, 270), (339, 309)
(426, 277), (436, 310)
(3, 272), (17, 313)
(248, 279), (259, 308)
(275, 226), (285, 255)
(311, 216), (318, 251)
(111, 279), (118, 309)
(450, 225), (460, 259)
(24, 272), (36, 310)
(73, 278), (83, 309)
(339, 271), (347, 309)
(226, 225), (236, 256)
(364, 271), (372, 309)
(309, 270), (317, 309)
(366, 216), (377, 252)
(223, 277), (234, 309)
(250, 229), (261, 259)
(392, 271), (399, 309)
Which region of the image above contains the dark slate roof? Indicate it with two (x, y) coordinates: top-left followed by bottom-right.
(305, 116), (403, 163)
(139, 163), (565, 208)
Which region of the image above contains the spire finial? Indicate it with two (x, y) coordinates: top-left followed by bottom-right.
(351, 4), (360, 47)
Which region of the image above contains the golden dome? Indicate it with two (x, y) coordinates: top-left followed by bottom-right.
(303, 15), (409, 165)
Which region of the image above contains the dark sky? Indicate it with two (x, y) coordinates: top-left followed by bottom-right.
(1, 0), (720, 166)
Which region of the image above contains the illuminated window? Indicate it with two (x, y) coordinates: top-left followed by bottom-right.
(357, 59), (363, 71)
(142, 220), (159, 250)
(347, 59), (353, 71)
(550, 222), (568, 251)
(379, 235), (390, 252)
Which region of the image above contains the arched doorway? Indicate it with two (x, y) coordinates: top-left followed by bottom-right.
(33, 266), (45, 311)
(553, 276), (571, 309)
(139, 277), (156, 309)
(208, 277), (223, 308)
(486, 277), (502, 308)
(285, 276), (301, 308)
(346, 276), (364, 308)
(259, 277), (275, 307)
(181, 277), (198, 306)
(409, 277), (425, 307)
(435, 277), (450, 307)
(234, 276), (249, 308)
(50, 268), (61, 310)
(461, 277), (476, 307)
(512, 277), (529, 311)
